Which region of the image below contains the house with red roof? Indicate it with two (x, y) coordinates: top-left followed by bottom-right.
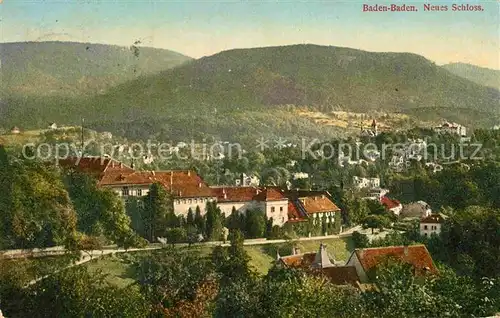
(278, 243), (361, 287)
(346, 245), (437, 283)
(380, 196), (403, 215)
(284, 190), (341, 231)
(212, 186), (289, 226)
(58, 157), (341, 228)
(57, 157), (216, 216)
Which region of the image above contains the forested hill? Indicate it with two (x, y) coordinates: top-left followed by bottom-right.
(442, 62), (500, 90)
(0, 41), (192, 96)
(2, 44), (499, 142)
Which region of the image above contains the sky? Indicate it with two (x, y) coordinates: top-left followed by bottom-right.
(1, 0), (499, 69)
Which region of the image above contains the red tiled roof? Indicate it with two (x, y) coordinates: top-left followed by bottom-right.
(280, 252), (316, 267)
(300, 195), (340, 214)
(321, 266), (360, 286)
(354, 245), (437, 275)
(287, 201), (308, 223)
(381, 196), (401, 210)
(421, 214), (446, 224)
(212, 186), (259, 202)
(253, 187), (287, 201)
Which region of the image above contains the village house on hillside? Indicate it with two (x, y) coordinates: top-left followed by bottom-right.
(10, 126), (20, 134)
(353, 176), (380, 189)
(278, 244), (437, 288)
(345, 245), (437, 283)
(57, 157), (342, 228)
(48, 123), (58, 130)
(434, 121), (467, 137)
(278, 243), (361, 287)
(380, 196), (403, 216)
(420, 213), (447, 237)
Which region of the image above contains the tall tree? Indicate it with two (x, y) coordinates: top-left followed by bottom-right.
(142, 183), (172, 242)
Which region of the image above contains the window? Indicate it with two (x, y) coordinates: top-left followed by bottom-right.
(188, 199), (192, 204)
(122, 187), (129, 196)
(282, 217), (285, 223)
(194, 199), (198, 203)
(424, 225), (428, 230)
(280, 206), (283, 212)
(182, 199), (186, 204)
(137, 189), (142, 197)
(175, 200), (180, 205)
(271, 207), (275, 213)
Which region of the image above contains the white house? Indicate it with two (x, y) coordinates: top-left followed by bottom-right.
(420, 214), (447, 237)
(353, 176), (380, 189)
(235, 173), (260, 187)
(293, 172), (309, 180)
(434, 121), (467, 137)
(212, 186), (289, 226)
(48, 123), (58, 130)
(364, 187), (390, 201)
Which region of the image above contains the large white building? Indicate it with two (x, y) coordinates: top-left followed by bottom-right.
(58, 157), (341, 228)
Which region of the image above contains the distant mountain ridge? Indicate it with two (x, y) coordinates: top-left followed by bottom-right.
(1, 43), (499, 143)
(442, 63), (500, 90)
(0, 41), (193, 96)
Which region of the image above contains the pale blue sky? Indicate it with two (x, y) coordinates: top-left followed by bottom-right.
(1, 1), (499, 68)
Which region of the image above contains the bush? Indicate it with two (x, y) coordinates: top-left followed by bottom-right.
(352, 231), (369, 248)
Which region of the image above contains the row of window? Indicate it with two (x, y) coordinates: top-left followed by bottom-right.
(270, 206), (284, 213)
(423, 225), (438, 230)
(121, 187), (142, 196)
(175, 198), (210, 205)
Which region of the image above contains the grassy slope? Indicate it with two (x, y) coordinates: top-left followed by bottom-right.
(85, 237), (353, 286)
(442, 63), (500, 90)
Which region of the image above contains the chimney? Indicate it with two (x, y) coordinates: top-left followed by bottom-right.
(170, 171), (173, 185)
(120, 162), (123, 168)
(198, 182), (202, 188)
(224, 193), (227, 199)
(179, 190), (182, 197)
(404, 245), (409, 256)
(152, 171), (155, 176)
(188, 170), (191, 176)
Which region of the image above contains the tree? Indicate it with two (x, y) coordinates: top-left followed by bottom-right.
(20, 266), (149, 318)
(142, 183), (172, 242)
(205, 202), (223, 241)
(352, 231), (369, 248)
(194, 206), (205, 235)
(165, 227), (187, 246)
(186, 208), (195, 226)
(2, 158), (78, 249)
(245, 209), (266, 238)
(362, 215), (390, 234)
